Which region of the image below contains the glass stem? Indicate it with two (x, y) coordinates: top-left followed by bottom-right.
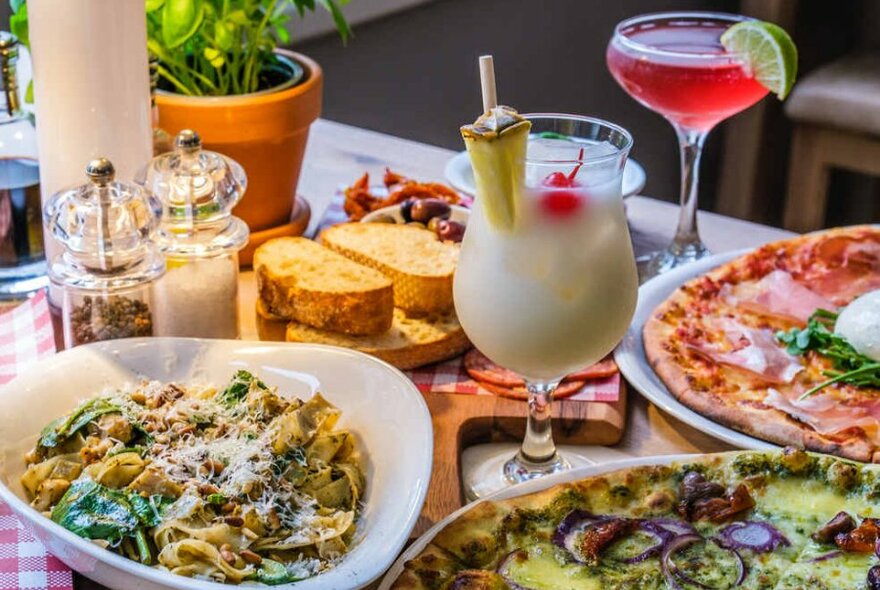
(671, 124), (709, 256)
(519, 380), (559, 463)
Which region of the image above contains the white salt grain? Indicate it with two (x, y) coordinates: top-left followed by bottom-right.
(153, 255), (240, 338)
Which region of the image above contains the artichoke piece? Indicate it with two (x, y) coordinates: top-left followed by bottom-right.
(311, 477), (354, 510)
(21, 453), (82, 499)
(272, 393), (340, 454)
(92, 451), (145, 488)
(335, 463), (365, 505)
(300, 466), (334, 496)
(127, 466), (183, 498)
(306, 432), (349, 464)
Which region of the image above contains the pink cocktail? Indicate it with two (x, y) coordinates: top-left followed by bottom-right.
(607, 13), (771, 277)
(607, 17), (769, 131)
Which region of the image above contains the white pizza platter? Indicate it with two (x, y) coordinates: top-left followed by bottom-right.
(614, 250), (780, 451)
(378, 453), (697, 590)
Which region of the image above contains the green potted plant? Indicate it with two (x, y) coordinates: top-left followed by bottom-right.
(10, 0), (351, 264)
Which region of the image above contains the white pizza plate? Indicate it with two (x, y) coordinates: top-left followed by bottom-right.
(443, 150), (647, 198)
(378, 453), (697, 590)
(0, 338), (433, 590)
(614, 251), (779, 451)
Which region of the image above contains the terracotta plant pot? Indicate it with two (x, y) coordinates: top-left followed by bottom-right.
(155, 49), (321, 265)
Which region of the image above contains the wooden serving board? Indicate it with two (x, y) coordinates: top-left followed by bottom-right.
(414, 382), (626, 535)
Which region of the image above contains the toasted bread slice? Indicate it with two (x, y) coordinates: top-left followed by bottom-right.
(255, 300), (289, 342)
(254, 237), (394, 335)
(257, 300), (471, 370)
(320, 223), (459, 314)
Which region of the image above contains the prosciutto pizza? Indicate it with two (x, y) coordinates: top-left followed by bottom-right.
(644, 226), (880, 462)
(391, 449), (880, 590)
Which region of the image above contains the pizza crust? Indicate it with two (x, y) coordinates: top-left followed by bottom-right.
(392, 543), (462, 590)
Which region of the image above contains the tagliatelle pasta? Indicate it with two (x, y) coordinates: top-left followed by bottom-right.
(21, 371), (365, 585)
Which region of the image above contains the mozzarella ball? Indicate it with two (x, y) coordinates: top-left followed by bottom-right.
(836, 290), (880, 362)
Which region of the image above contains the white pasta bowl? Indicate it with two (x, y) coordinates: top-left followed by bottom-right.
(0, 338), (433, 590)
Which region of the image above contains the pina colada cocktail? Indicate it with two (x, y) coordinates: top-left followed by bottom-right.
(455, 140), (636, 380)
(455, 110), (636, 495)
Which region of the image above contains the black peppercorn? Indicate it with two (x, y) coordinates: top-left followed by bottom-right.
(69, 295), (153, 345)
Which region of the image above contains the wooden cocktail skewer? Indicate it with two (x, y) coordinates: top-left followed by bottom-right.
(479, 55), (497, 113)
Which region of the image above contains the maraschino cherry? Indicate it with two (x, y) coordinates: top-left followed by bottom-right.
(539, 148), (586, 218)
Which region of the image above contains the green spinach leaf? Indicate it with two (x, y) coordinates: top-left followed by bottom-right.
(39, 399), (121, 448)
(216, 370), (268, 407)
(51, 479), (139, 543)
(128, 493), (174, 528)
(51, 479), (164, 564)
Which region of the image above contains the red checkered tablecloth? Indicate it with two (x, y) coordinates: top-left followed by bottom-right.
(0, 512), (71, 590)
(0, 290), (55, 386)
(0, 291), (73, 590)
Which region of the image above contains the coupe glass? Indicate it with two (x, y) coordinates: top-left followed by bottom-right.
(607, 12), (769, 279)
(454, 114), (637, 498)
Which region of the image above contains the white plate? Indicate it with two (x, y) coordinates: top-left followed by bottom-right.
(0, 338), (433, 590)
(361, 203), (470, 225)
(614, 251), (779, 451)
(443, 150), (647, 198)
(379, 453), (699, 590)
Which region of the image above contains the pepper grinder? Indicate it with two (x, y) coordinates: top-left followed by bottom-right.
(43, 158), (164, 348)
(136, 129), (249, 339)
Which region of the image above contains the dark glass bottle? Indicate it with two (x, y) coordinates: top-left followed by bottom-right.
(0, 32), (47, 299)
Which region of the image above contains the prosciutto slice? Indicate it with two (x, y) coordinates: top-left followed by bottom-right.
(689, 321), (803, 384)
(815, 235), (880, 268)
(764, 388), (880, 445)
(801, 236), (880, 305)
(810, 269), (880, 307)
(730, 270), (836, 324)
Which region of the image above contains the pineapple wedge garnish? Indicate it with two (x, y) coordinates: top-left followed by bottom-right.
(461, 106), (531, 231)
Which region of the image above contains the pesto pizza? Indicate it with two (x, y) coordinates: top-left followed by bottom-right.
(644, 226), (880, 462)
(391, 449), (880, 590)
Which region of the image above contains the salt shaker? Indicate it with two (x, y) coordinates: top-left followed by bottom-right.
(136, 129), (249, 339)
(44, 158), (165, 348)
